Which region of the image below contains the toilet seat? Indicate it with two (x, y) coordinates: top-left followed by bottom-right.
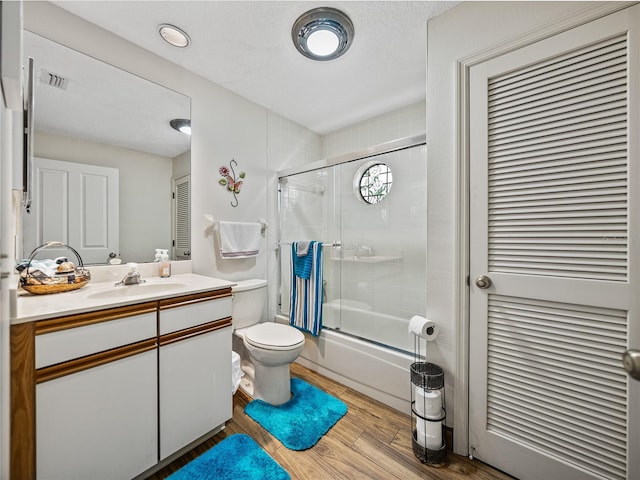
(244, 323), (305, 351)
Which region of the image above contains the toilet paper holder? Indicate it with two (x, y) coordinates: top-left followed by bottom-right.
(410, 330), (447, 465)
(410, 361), (447, 465)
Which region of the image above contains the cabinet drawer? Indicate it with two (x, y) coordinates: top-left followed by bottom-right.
(36, 311), (157, 369)
(160, 296), (232, 335)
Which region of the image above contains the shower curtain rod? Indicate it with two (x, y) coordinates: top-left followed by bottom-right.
(277, 241), (342, 248)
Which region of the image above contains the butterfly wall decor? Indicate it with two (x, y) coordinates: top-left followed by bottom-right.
(218, 159), (246, 207)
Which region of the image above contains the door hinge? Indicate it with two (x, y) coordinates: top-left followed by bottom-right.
(466, 275), (470, 286)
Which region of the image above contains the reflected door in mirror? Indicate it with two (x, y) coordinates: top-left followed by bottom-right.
(173, 174), (190, 260)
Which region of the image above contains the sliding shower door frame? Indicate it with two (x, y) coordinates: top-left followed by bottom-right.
(276, 133), (426, 337)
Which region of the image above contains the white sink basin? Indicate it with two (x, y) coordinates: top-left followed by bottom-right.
(87, 282), (187, 300)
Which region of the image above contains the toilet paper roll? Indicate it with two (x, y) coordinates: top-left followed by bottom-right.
(408, 315), (439, 341)
(415, 387), (442, 418)
(416, 419), (443, 450)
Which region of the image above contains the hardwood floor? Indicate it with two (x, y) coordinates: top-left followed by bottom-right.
(147, 363), (514, 479)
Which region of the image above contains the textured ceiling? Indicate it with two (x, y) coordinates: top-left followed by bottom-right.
(52, 1), (459, 135)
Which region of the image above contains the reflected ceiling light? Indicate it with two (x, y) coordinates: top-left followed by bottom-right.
(158, 24), (190, 48)
(170, 118), (191, 135)
(292, 7), (354, 61)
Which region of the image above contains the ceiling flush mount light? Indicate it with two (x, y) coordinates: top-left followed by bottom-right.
(292, 7), (354, 61)
(170, 118), (191, 135)
(158, 24), (190, 48)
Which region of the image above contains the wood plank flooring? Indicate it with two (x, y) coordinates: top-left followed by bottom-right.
(146, 363), (514, 479)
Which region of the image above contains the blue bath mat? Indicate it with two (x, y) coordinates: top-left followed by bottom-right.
(166, 433), (290, 480)
(244, 377), (348, 450)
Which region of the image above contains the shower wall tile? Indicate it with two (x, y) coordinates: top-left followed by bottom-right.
(322, 101), (426, 159)
(267, 112), (322, 171)
(267, 112), (322, 321)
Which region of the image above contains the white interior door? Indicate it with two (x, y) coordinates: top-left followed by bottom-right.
(23, 157), (118, 264)
(469, 7), (640, 480)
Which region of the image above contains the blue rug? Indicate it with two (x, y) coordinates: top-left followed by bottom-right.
(244, 377), (348, 450)
(166, 434), (290, 480)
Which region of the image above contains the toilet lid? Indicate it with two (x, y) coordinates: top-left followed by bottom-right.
(244, 323), (305, 350)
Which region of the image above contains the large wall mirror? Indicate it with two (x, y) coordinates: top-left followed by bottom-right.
(22, 30), (191, 265)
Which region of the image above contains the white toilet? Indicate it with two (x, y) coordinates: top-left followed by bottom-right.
(231, 279), (305, 405)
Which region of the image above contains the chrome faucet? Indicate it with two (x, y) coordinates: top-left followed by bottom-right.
(115, 263), (145, 286)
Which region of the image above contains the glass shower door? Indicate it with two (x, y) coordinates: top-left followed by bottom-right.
(278, 142), (427, 353)
(333, 145), (427, 352)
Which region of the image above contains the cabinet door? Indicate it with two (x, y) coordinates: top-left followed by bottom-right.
(36, 350), (157, 480)
(159, 326), (232, 460)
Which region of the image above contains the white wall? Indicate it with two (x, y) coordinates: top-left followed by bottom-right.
(426, 0), (626, 452)
(173, 150), (190, 179)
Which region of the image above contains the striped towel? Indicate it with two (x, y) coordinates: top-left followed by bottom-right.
(289, 241), (323, 336)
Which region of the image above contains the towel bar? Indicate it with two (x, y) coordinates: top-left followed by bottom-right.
(204, 215), (268, 233)
(277, 241), (341, 248)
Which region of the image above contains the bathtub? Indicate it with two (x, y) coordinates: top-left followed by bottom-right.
(276, 302), (415, 414)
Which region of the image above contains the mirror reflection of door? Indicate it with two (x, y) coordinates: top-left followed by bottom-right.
(23, 157), (119, 264)
(173, 174), (190, 260)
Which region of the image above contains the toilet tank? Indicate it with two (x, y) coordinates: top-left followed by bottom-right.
(231, 279), (268, 329)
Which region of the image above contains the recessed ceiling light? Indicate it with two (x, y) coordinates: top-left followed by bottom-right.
(292, 7), (354, 61)
(159, 24), (190, 48)
(170, 118), (191, 135)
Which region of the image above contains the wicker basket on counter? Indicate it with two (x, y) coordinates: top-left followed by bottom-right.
(19, 242), (91, 295)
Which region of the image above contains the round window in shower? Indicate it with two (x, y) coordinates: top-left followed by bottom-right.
(354, 162), (393, 204)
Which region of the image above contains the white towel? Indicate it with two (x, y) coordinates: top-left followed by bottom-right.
(296, 240), (311, 256)
(219, 221), (261, 259)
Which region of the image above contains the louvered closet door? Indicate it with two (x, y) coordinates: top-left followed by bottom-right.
(173, 174), (191, 260)
(469, 7), (640, 480)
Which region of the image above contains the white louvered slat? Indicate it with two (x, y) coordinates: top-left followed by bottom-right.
(488, 67), (626, 117)
(487, 386), (626, 449)
(486, 295), (628, 479)
(488, 36), (626, 91)
(489, 95), (626, 134)
(489, 106), (626, 141)
(488, 88), (626, 128)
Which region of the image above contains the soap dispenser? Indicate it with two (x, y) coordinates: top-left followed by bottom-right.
(159, 249), (171, 278)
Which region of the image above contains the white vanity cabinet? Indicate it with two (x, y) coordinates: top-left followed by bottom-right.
(10, 285), (234, 480)
(158, 291), (232, 460)
(33, 303), (158, 480)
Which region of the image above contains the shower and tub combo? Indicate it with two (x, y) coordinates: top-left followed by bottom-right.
(276, 135), (427, 413)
